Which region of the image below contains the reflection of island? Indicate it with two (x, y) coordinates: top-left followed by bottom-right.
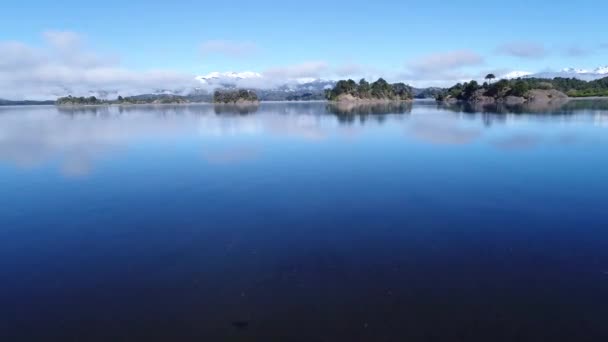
(213, 103), (260, 115)
(438, 98), (572, 115)
(57, 105), (112, 116)
(327, 101), (412, 115)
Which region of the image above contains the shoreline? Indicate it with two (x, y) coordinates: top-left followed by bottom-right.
(330, 99), (414, 104)
(10, 96), (608, 109)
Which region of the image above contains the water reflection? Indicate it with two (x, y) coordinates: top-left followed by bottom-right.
(438, 98), (608, 115)
(1, 102), (607, 177)
(326, 101), (412, 115)
(405, 115), (482, 145)
(213, 103), (260, 115)
(3, 102), (608, 342)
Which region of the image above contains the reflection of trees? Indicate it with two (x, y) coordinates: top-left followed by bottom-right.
(437, 98), (573, 115)
(213, 104), (260, 115)
(560, 99), (608, 112)
(327, 101), (412, 116)
(326, 102), (412, 125)
(57, 104), (220, 117)
(57, 106), (111, 117)
(432, 99), (608, 127)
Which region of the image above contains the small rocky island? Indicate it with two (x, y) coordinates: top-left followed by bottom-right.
(326, 78), (413, 102)
(213, 89), (259, 104)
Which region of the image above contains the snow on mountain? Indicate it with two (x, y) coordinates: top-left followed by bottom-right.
(527, 66), (608, 81)
(594, 66), (608, 74)
(501, 71), (533, 79)
(195, 71), (336, 93)
(559, 66), (608, 75)
(561, 67), (590, 74)
(195, 71), (262, 85)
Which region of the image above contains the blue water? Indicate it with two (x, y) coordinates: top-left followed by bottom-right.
(1, 102), (608, 341)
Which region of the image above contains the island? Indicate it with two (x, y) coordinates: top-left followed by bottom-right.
(56, 96), (105, 106)
(326, 78), (413, 102)
(56, 95), (189, 105)
(116, 95), (189, 104)
(213, 89), (259, 104)
(436, 76), (608, 105)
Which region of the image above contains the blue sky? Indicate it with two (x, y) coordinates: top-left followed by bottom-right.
(1, 0), (607, 98)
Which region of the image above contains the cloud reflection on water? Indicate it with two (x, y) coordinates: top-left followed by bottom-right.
(0, 102), (606, 177)
(405, 115), (482, 145)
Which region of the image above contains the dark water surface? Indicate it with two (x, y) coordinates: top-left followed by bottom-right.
(1, 101), (608, 341)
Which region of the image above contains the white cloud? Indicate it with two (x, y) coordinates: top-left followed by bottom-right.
(0, 41), (45, 70)
(264, 61), (329, 79)
(496, 42), (547, 59)
(0, 31), (198, 100)
(200, 40), (258, 58)
(43, 30), (83, 50)
(399, 50), (484, 85)
(334, 63), (364, 77)
(408, 50), (484, 73)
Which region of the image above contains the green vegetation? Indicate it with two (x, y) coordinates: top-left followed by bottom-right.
(326, 78), (413, 101)
(117, 95), (188, 104)
(413, 87), (444, 99)
(213, 89), (259, 104)
(438, 76), (608, 102)
(56, 94), (189, 105)
(56, 96), (104, 105)
(528, 77), (608, 97)
(438, 81), (483, 101)
(484, 77), (608, 98)
(0, 99), (54, 106)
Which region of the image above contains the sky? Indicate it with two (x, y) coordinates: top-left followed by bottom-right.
(1, 0), (607, 99)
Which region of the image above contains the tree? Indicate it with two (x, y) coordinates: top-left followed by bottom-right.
(485, 74), (496, 84)
(371, 78), (391, 99)
(510, 80), (530, 97)
(392, 82), (412, 100)
(462, 80), (480, 99)
(358, 79), (371, 98)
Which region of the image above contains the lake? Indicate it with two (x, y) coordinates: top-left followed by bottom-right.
(1, 101), (608, 341)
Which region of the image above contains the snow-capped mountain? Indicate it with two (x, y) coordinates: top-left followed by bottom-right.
(527, 66), (608, 81)
(195, 71), (262, 85)
(596, 66), (608, 74)
(501, 71), (533, 79)
(195, 71), (335, 92)
(560, 66), (608, 75)
(192, 71), (336, 101)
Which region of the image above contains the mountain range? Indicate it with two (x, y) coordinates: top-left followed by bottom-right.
(504, 66), (608, 81)
(3, 67), (608, 104)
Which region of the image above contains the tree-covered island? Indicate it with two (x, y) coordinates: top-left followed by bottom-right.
(326, 78), (413, 102)
(213, 89), (259, 104)
(436, 76), (608, 104)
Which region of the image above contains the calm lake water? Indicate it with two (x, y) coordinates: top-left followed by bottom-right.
(1, 101), (608, 341)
